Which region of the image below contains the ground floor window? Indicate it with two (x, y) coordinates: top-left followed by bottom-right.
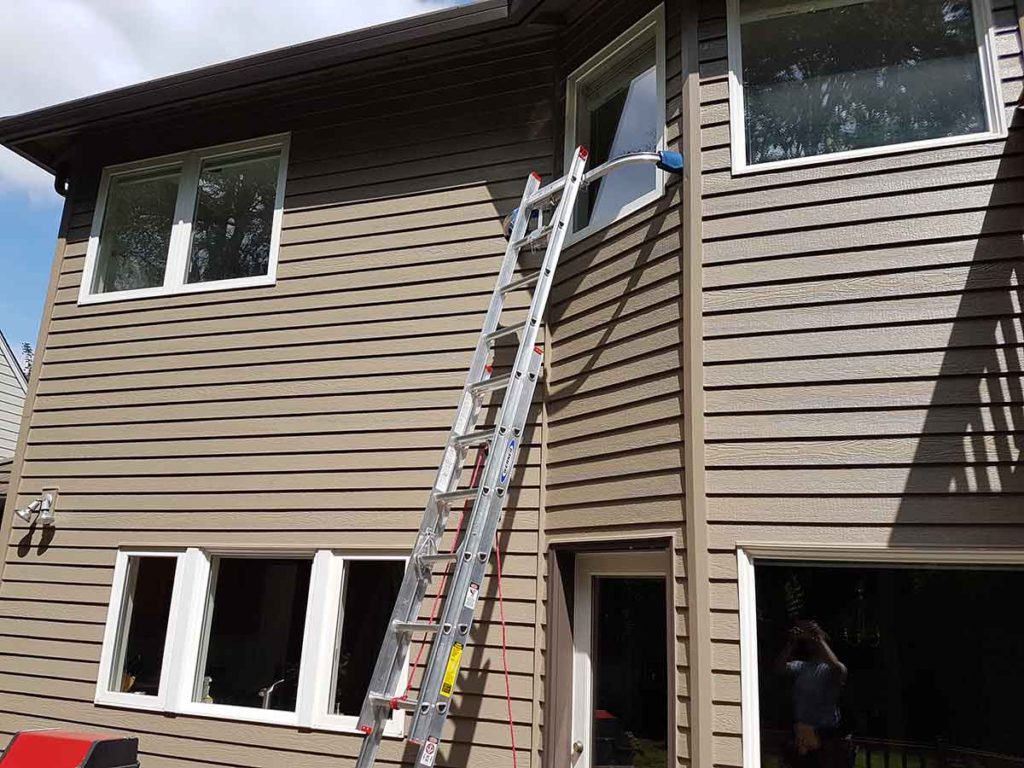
(739, 550), (1024, 768)
(96, 548), (405, 733)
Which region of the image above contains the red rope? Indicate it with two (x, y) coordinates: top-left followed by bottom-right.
(401, 446), (487, 701)
(494, 531), (519, 768)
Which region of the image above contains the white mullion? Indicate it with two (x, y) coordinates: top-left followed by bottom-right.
(166, 548), (211, 713)
(165, 151), (202, 292)
(298, 550), (336, 727)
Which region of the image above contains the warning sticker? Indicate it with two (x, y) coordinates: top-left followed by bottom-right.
(421, 738), (439, 768)
(440, 642), (464, 698)
(464, 582), (480, 611)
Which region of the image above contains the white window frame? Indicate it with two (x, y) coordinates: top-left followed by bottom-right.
(736, 543), (1024, 768)
(564, 4), (667, 246)
(79, 134), (290, 305)
(726, 0), (1007, 174)
(572, 550), (671, 768)
(96, 547), (407, 736)
(95, 549), (187, 712)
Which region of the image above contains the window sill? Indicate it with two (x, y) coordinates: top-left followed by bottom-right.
(562, 185), (665, 250)
(731, 129), (1008, 176)
(94, 698), (405, 737)
(77, 272), (276, 306)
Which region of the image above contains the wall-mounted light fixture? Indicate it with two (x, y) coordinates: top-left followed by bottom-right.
(15, 489), (58, 527)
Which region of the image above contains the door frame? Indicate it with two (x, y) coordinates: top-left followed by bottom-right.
(572, 550), (672, 768)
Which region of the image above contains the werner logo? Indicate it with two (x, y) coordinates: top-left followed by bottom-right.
(499, 438), (517, 484)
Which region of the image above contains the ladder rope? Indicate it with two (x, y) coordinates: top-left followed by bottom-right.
(494, 531), (518, 768)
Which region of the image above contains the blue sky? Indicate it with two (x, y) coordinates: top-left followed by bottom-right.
(0, 0), (461, 368)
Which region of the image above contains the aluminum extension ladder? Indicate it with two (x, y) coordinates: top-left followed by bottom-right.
(355, 145), (684, 768)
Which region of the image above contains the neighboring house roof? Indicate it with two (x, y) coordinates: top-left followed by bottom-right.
(0, 0), (549, 175)
(0, 332), (27, 462)
(0, 331), (28, 394)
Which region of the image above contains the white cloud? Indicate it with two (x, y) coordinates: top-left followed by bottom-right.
(0, 0), (461, 203)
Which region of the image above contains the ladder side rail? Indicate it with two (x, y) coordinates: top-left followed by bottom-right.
(407, 146), (590, 751)
(355, 172), (543, 742)
(410, 349), (544, 760)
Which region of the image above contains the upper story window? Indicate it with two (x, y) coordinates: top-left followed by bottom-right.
(81, 135), (289, 305)
(727, 0), (1006, 172)
(565, 4), (666, 240)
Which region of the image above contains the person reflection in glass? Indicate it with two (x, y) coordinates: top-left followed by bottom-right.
(774, 619), (848, 768)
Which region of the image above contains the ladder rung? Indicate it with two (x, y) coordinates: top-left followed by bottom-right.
(469, 373), (511, 396)
(501, 271), (540, 294)
(511, 224), (553, 250)
(420, 552), (458, 564)
(368, 694), (420, 713)
(452, 428), (494, 449)
(485, 322), (526, 344)
(394, 621), (440, 635)
(435, 487), (478, 505)
(525, 177), (565, 208)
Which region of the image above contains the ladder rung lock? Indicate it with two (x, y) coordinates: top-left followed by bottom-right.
(419, 552), (458, 564)
(469, 373), (511, 395)
(393, 621), (439, 635)
(452, 428), (494, 449)
(435, 488), (477, 505)
(526, 178), (566, 207)
(511, 224), (553, 250)
(485, 322), (526, 344)
(500, 272), (540, 294)
(368, 694), (420, 713)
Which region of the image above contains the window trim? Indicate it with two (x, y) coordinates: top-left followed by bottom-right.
(96, 547), (407, 736)
(95, 549), (186, 712)
(735, 544), (1024, 768)
(563, 3), (667, 246)
(726, 0), (1007, 174)
(79, 134), (290, 305)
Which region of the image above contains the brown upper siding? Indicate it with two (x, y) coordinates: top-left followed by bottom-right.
(696, 0), (1024, 764)
(544, 2), (690, 766)
(1, 24), (559, 768)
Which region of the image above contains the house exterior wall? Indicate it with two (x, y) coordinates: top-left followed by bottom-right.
(0, 0), (1020, 767)
(694, 0), (1024, 764)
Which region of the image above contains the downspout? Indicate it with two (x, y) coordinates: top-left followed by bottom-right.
(679, 2), (713, 768)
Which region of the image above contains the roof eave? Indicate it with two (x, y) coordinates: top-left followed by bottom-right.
(0, 0), (512, 174)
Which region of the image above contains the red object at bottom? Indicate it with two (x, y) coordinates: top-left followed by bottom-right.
(0, 730), (139, 768)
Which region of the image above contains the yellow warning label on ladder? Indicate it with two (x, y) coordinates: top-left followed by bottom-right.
(440, 643), (463, 697)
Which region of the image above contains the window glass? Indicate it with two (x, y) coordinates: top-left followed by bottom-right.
(754, 562), (1024, 768)
(591, 575), (668, 768)
(331, 560), (404, 716)
(110, 556), (177, 695)
(196, 557), (312, 712)
(574, 40), (659, 232)
(739, 0), (990, 165)
(92, 168), (180, 294)
(185, 151), (280, 284)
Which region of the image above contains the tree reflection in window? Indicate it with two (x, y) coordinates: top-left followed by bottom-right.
(186, 152), (280, 284)
(740, 0), (989, 165)
(92, 168), (180, 294)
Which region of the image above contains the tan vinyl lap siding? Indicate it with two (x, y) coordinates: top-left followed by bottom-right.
(698, 0), (1024, 764)
(2, 28), (559, 768)
(544, 1), (690, 765)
